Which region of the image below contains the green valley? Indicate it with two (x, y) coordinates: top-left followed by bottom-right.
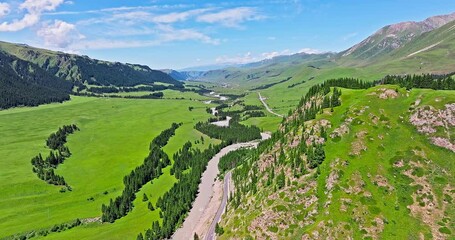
(0, 4), (455, 240)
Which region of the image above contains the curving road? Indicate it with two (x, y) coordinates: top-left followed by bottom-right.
(205, 171), (231, 240)
(258, 92), (284, 118)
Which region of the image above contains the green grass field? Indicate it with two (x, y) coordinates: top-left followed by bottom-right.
(0, 96), (220, 239)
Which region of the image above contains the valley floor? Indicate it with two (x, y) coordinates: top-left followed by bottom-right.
(0, 96), (220, 239)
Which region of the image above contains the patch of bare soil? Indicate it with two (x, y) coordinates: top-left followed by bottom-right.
(350, 130), (368, 156)
(249, 210), (280, 240)
(344, 171), (365, 195)
(402, 162), (447, 240)
(340, 198), (352, 212)
(330, 117), (352, 138)
(363, 217), (385, 240)
(369, 113), (379, 125)
(410, 103), (455, 152)
(373, 175), (394, 192)
(303, 119), (331, 146)
(431, 137), (455, 152)
(378, 88), (399, 99)
(82, 217), (101, 223)
(302, 220), (354, 240)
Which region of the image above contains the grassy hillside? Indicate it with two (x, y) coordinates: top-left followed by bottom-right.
(219, 85), (454, 239)
(0, 41), (179, 87)
(0, 96), (220, 239)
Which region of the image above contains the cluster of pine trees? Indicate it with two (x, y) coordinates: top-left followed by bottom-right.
(139, 143), (224, 239)
(229, 78), (361, 210)
(244, 110), (266, 118)
(30, 125), (79, 186)
(195, 120), (261, 144)
(101, 123), (181, 223)
(251, 77), (292, 90)
(87, 84), (185, 94)
(218, 148), (252, 174)
(46, 125), (79, 152)
(380, 74), (455, 90)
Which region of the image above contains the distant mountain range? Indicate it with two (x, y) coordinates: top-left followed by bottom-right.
(167, 11), (455, 83)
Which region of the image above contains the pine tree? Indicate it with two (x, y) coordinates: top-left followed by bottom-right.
(142, 193), (148, 202)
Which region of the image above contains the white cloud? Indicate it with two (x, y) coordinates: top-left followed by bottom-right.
(0, 0), (64, 31)
(197, 7), (263, 27)
(70, 25), (218, 50)
(37, 20), (84, 48)
(216, 52), (258, 64)
(111, 11), (153, 24)
(262, 49), (291, 59)
(216, 48), (324, 65)
(298, 48), (322, 54)
(152, 9), (210, 23)
(71, 39), (160, 50)
(156, 24), (219, 45)
(0, 3), (10, 18)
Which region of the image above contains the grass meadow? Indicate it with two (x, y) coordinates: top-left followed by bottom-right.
(0, 96), (220, 239)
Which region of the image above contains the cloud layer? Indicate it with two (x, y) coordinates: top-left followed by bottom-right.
(37, 20), (84, 48)
(0, 0), (64, 31)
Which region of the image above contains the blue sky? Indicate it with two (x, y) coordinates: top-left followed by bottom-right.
(0, 0), (454, 69)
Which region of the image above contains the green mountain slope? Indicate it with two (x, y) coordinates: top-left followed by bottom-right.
(0, 41), (179, 87)
(219, 84), (455, 239)
(368, 20), (455, 74)
(0, 51), (72, 109)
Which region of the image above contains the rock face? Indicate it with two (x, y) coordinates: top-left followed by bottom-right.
(342, 12), (455, 60)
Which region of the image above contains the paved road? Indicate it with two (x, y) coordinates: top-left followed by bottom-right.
(205, 171), (232, 240)
(258, 92), (284, 118)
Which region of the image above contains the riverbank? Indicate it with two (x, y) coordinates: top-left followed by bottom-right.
(172, 133), (270, 239)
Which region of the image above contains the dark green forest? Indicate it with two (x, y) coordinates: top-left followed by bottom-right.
(0, 51), (72, 109)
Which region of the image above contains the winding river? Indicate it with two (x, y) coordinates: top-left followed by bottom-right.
(172, 132), (270, 239)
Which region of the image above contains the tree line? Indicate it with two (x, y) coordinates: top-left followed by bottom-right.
(379, 74), (455, 90)
(101, 123), (181, 223)
(139, 142), (225, 239)
(251, 77), (293, 91)
(30, 125), (79, 187)
(195, 120), (261, 144)
(218, 148), (252, 174)
(87, 84), (184, 94)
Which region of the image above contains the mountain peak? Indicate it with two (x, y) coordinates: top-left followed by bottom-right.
(342, 12), (455, 59)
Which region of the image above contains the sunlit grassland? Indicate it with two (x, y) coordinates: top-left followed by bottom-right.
(0, 96), (219, 239)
